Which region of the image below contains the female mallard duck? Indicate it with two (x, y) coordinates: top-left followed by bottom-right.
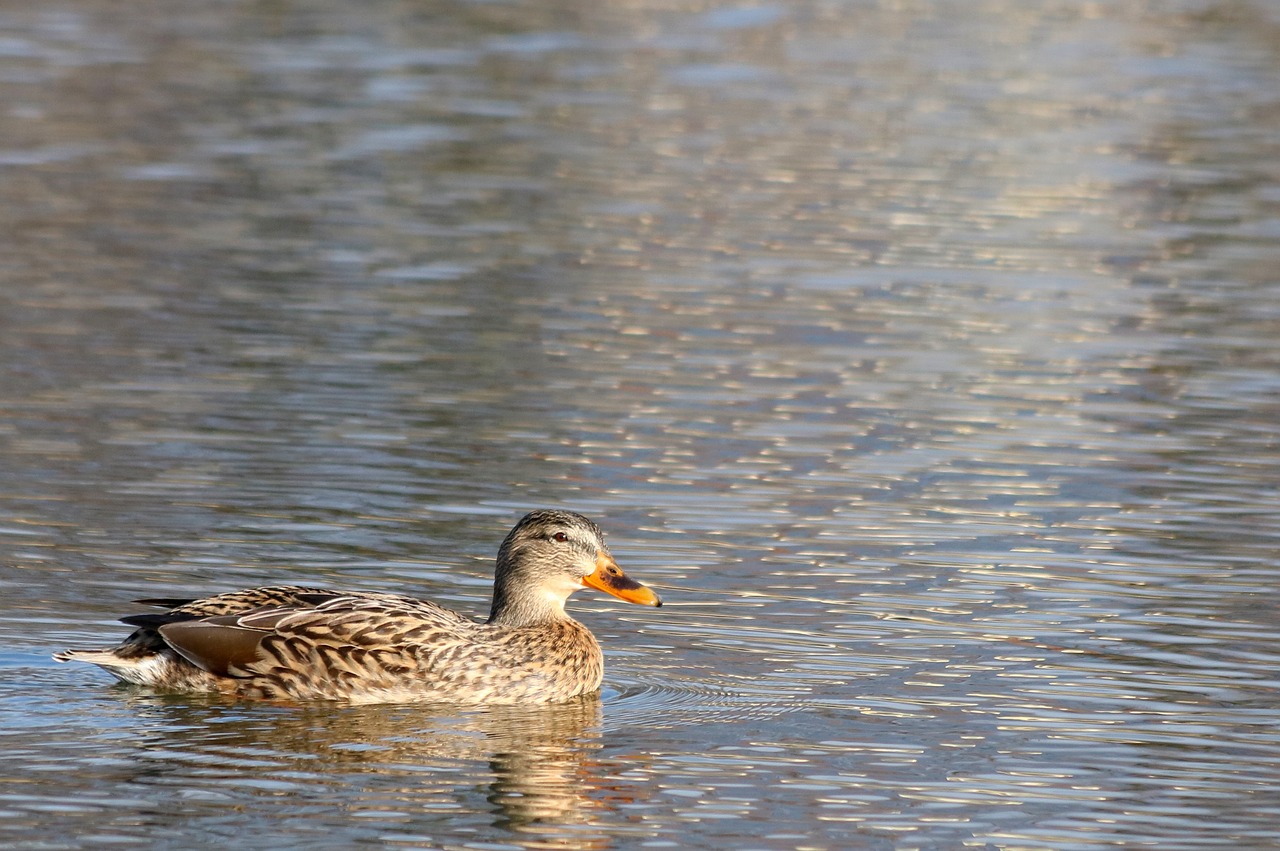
(54, 510), (661, 704)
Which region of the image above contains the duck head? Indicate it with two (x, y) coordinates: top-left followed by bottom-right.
(487, 509), (661, 626)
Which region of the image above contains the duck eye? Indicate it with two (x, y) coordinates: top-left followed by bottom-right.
(551, 532), (569, 543)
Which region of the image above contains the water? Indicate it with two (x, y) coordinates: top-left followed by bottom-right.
(2, 0), (1280, 847)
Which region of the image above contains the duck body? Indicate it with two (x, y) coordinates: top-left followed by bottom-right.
(54, 510), (661, 705)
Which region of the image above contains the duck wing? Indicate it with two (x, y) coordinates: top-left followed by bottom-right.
(93, 585), (343, 661)
(156, 593), (478, 696)
(156, 611), (284, 676)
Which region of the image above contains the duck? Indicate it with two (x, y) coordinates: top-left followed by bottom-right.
(54, 509), (662, 704)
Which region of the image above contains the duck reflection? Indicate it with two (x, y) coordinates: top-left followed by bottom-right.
(117, 691), (636, 845)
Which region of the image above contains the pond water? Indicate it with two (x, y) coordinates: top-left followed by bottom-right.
(2, 0), (1280, 848)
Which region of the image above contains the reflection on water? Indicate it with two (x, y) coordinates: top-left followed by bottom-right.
(2, 684), (625, 846)
(130, 696), (615, 837)
(3, 0), (1280, 848)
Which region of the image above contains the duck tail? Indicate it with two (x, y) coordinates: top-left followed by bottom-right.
(54, 647), (116, 664)
(53, 647), (174, 686)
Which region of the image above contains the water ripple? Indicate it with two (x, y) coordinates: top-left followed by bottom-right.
(3, 0), (1280, 848)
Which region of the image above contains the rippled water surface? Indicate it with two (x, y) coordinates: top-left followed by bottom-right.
(3, 0), (1280, 848)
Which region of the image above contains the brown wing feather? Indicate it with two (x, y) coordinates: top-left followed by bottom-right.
(160, 617), (273, 677)
(233, 596), (486, 700)
(103, 587), (345, 664)
(155, 593), (478, 696)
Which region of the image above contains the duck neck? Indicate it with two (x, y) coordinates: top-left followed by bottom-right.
(486, 584), (571, 627)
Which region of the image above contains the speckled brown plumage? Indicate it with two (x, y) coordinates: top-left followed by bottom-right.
(54, 510), (662, 704)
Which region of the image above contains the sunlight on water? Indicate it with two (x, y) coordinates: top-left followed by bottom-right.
(2, 0), (1280, 848)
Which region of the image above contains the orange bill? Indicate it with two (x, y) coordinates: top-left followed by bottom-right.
(582, 552), (662, 607)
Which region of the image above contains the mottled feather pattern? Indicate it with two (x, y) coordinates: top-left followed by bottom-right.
(157, 585), (340, 618)
(228, 594), (603, 703)
(54, 510), (658, 705)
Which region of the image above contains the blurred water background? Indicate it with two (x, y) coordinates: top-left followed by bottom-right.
(2, 0), (1280, 848)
